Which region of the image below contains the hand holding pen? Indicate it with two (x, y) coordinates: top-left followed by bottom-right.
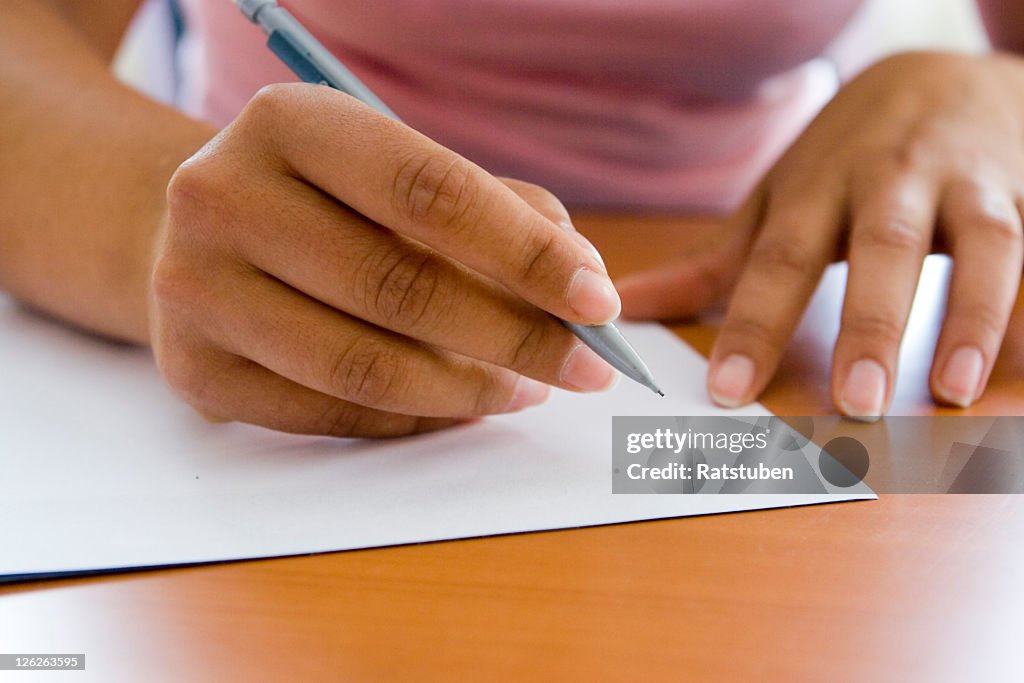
(147, 4), (659, 439)
(235, 0), (661, 396)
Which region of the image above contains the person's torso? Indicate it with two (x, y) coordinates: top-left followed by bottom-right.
(177, 0), (866, 210)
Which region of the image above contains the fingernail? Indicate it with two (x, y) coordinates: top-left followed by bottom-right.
(561, 343), (618, 391)
(938, 346), (983, 408)
(506, 376), (551, 412)
(568, 268), (621, 323)
(570, 231), (606, 271)
(839, 359), (887, 420)
(708, 354), (755, 408)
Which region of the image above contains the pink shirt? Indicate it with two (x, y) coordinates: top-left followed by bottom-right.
(177, 1), (865, 211)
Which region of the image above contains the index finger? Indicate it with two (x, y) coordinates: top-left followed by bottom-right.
(237, 84), (619, 325)
(707, 183), (844, 407)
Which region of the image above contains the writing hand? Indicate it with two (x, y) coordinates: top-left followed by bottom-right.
(150, 84), (619, 436)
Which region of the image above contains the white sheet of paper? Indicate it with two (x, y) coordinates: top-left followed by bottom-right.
(0, 296), (873, 579)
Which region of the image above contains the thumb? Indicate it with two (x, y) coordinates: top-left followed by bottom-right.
(616, 246), (741, 320)
(617, 186), (766, 320)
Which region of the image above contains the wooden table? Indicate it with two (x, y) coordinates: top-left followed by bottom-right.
(3, 215), (1022, 682)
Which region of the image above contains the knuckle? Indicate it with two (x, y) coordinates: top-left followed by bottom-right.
(367, 250), (448, 331)
(469, 368), (507, 416)
(970, 208), (1021, 244)
(720, 315), (780, 349)
(750, 240), (816, 281)
(165, 161), (208, 215)
(154, 345), (215, 411)
(856, 215), (925, 254)
(244, 83), (299, 122)
(882, 124), (936, 171)
(841, 311), (905, 346)
(515, 227), (562, 285)
(505, 320), (551, 372)
(890, 139), (929, 171)
(166, 156), (234, 224)
(393, 153), (479, 230)
(314, 401), (361, 437)
(315, 402), (422, 438)
(327, 338), (403, 407)
(955, 305), (1007, 340)
(236, 84), (311, 150)
(150, 253), (205, 315)
(460, 366), (512, 419)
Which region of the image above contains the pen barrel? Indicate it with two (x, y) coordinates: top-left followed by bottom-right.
(254, 5), (401, 121)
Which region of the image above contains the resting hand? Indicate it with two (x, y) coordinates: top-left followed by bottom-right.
(619, 52), (1024, 417)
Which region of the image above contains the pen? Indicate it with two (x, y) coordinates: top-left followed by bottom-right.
(235, 0), (664, 396)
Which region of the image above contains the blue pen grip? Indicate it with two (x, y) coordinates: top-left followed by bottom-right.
(267, 31), (329, 86)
